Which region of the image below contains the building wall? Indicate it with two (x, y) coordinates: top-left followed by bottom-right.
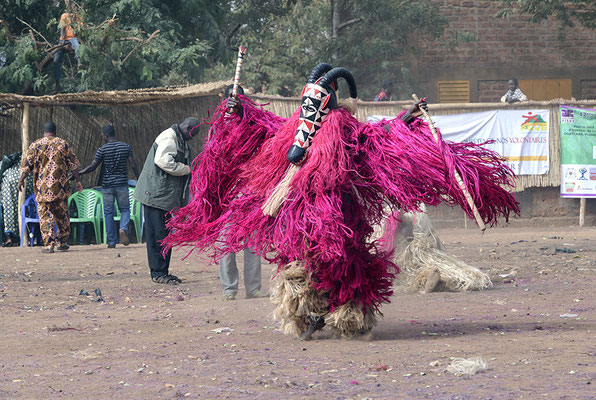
(414, 0), (596, 102)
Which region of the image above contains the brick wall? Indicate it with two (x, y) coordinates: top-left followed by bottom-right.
(478, 80), (508, 102)
(580, 80), (596, 100)
(420, 0), (596, 69)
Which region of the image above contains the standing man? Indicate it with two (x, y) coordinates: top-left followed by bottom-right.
(135, 117), (200, 285)
(219, 84), (266, 300)
(53, 0), (83, 93)
(78, 125), (140, 248)
(18, 121), (83, 253)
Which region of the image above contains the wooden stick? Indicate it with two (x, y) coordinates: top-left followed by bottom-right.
(412, 94), (486, 231)
(18, 102), (30, 239)
(579, 198), (586, 227)
(231, 46), (247, 97)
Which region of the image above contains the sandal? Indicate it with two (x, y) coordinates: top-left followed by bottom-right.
(151, 274), (182, 285)
(2, 238), (13, 247)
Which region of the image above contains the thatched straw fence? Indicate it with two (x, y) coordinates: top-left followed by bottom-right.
(2, 85), (595, 194)
(0, 81), (229, 188)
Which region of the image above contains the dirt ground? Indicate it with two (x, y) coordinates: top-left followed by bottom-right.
(0, 226), (594, 400)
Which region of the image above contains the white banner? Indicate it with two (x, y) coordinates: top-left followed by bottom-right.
(368, 109), (550, 175)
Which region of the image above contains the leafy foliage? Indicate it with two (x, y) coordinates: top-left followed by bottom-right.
(221, 0), (449, 99)
(0, 0), (224, 93)
(496, 0), (596, 29)
(1, 0), (451, 98)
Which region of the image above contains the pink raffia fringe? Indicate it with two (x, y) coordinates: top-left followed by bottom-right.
(164, 99), (520, 313)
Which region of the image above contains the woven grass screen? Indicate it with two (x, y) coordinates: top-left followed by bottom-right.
(2, 86), (595, 192)
(0, 82), (228, 188)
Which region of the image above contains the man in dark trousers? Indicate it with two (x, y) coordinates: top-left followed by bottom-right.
(78, 125), (140, 248)
(18, 121), (83, 253)
(135, 117), (200, 284)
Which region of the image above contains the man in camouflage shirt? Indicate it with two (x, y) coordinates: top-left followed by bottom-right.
(18, 121), (83, 253)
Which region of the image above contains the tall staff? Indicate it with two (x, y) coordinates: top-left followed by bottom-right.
(230, 46), (247, 100)
(412, 94), (486, 231)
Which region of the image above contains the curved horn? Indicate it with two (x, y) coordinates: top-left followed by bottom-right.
(318, 67), (358, 98)
(307, 63), (334, 83)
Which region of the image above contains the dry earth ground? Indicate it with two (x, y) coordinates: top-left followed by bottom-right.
(0, 226), (595, 400)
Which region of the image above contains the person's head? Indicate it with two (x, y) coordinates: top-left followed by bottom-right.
(179, 117), (201, 141)
(507, 78), (519, 91)
(223, 84), (245, 99)
(43, 121), (56, 136)
(101, 125), (115, 142)
(382, 78), (393, 95)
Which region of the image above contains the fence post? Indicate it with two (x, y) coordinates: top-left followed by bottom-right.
(18, 102), (30, 241)
(579, 198), (586, 227)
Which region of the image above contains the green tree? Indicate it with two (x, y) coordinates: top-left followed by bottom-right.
(212, 0), (449, 99)
(0, 0), (227, 94)
(496, 0), (596, 29)
(1, 0), (455, 99)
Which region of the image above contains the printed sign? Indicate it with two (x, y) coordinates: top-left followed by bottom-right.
(560, 106), (596, 198)
(368, 109), (550, 175)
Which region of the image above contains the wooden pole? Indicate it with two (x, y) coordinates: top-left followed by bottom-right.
(18, 102), (30, 240)
(579, 198), (586, 227)
(412, 94), (486, 231)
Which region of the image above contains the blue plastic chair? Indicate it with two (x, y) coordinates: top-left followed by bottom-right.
(20, 194), (40, 247)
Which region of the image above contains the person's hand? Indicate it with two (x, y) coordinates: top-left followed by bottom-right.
(409, 96), (428, 118)
(401, 97), (428, 124)
(17, 179), (24, 192)
(76, 181), (83, 194)
(226, 96), (243, 115)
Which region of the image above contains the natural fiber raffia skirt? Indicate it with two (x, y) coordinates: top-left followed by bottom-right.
(270, 261), (378, 338)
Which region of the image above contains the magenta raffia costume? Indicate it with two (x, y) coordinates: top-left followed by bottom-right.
(164, 64), (519, 339)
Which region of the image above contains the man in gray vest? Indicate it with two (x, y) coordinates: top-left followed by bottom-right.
(135, 117), (200, 284)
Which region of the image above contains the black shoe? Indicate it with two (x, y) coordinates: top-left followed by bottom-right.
(152, 274), (182, 285)
(300, 315), (326, 341)
(56, 243), (70, 251)
(107, 244), (116, 249)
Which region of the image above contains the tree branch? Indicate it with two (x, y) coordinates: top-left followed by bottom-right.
(0, 19), (12, 43)
(337, 17), (363, 32)
(16, 17), (51, 46)
(121, 29), (160, 63)
(226, 23), (242, 50)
